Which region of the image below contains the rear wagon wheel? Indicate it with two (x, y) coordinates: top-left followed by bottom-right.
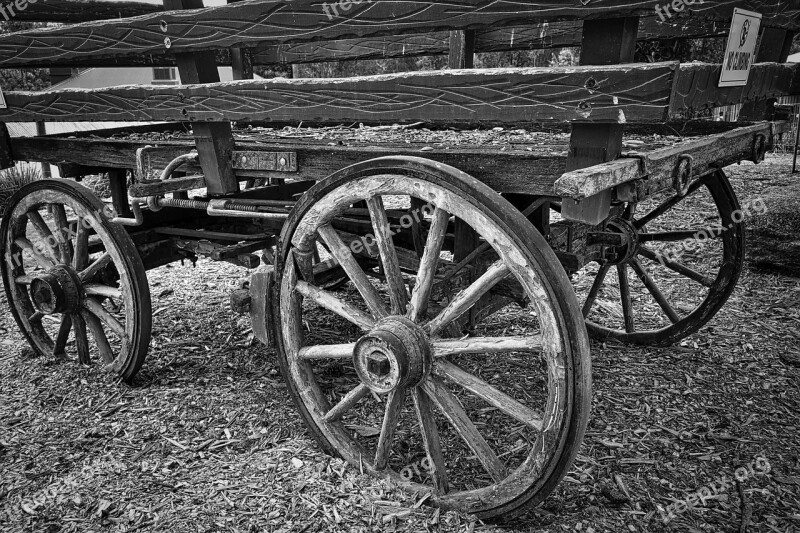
(271, 156), (591, 519)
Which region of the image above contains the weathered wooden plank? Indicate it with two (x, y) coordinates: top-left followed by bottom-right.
(0, 0), (797, 68)
(555, 122), (782, 199)
(9, 136), (567, 195)
(13, 0), (162, 22)
(0, 63), (676, 124)
(669, 62), (800, 118)
(17, 16), (732, 69)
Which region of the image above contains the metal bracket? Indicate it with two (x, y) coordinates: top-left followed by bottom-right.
(249, 267), (275, 347)
(751, 133), (767, 164)
(673, 154), (693, 197)
(233, 151), (297, 172)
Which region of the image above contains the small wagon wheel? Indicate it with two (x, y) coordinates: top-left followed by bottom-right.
(271, 156), (591, 518)
(579, 169), (744, 345)
(1, 179), (152, 382)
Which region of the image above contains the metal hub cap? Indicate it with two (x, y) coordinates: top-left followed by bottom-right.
(605, 217), (640, 265)
(353, 316), (432, 393)
(29, 265), (82, 315)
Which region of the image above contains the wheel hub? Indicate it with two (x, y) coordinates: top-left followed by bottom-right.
(29, 265), (82, 315)
(353, 316), (432, 393)
(603, 217), (640, 265)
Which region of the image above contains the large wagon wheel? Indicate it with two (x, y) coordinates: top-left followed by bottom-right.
(1, 179), (152, 382)
(272, 156), (591, 518)
(578, 169), (744, 345)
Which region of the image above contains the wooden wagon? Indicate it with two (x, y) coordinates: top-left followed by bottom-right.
(1, 0), (798, 519)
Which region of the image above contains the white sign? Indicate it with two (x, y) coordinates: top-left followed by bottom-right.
(0, 86), (5, 110)
(719, 8), (763, 87)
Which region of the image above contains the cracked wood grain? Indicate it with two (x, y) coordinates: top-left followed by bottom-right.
(0, 0), (797, 67)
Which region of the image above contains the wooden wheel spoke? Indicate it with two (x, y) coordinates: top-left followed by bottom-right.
(412, 387), (449, 493)
(324, 383), (370, 422)
(629, 259), (680, 324)
(433, 336), (543, 357)
(14, 237), (55, 270)
(84, 284), (123, 300)
(83, 297), (126, 337)
(434, 360), (543, 430)
(14, 275), (34, 285)
(298, 343), (355, 360)
(639, 246), (715, 288)
(295, 280), (375, 332)
(407, 207), (449, 322)
(28, 311), (44, 323)
(367, 196), (408, 315)
(426, 260), (510, 337)
(26, 211), (61, 263)
(73, 222), (90, 271)
(72, 313), (91, 365)
(617, 264), (635, 333)
(53, 314), (73, 356)
(82, 310), (114, 364)
(52, 205), (74, 265)
(634, 179), (704, 229)
(421, 377), (507, 483)
(79, 252), (111, 283)
(317, 224), (388, 319)
(639, 229), (720, 243)
(582, 263), (610, 318)
(374, 388), (406, 470)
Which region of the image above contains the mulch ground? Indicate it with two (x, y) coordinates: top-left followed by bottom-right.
(1, 152), (799, 533)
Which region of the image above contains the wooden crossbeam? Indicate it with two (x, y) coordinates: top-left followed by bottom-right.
(555, 122), (784, 200)
(9, 136), (567, 196)
(0, 0), (797, 68)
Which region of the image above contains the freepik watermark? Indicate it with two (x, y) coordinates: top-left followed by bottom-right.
(399, 456), (434, 481)
(657, 456), (771, 523)
(654, 197), (766, 267)
(349, 201), (435, 257)
(322, 0), (373, 21)
(654, 0), (704, 22)
(0, 0), (39, 22)
(8, 205), (117, 269)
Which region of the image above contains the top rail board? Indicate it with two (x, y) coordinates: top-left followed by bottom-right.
(0, 0), (797, 68)
(1, 62), (798, 126)
(16, 17), (732, 69)
(0, 63), (677, 125)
